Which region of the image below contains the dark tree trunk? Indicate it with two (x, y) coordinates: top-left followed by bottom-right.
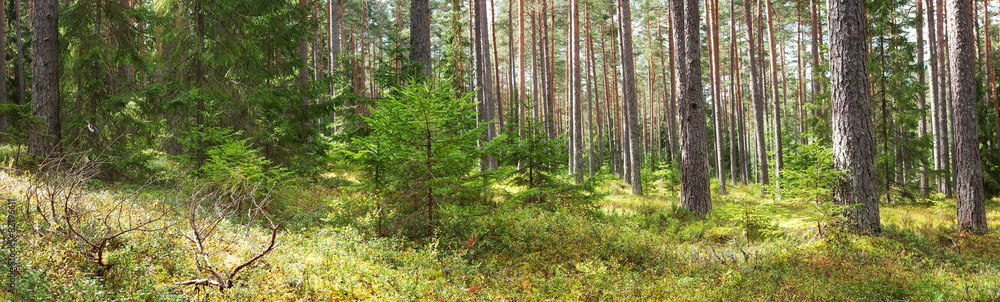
(829, 0), (881, 233)
(29, 0), (60, 156)
(617, 0), (643, 195)
(410, 0), (432, 78)
(946, 0), (987, 233)
(674, 0), (710, 212)
(15, 0), (25, 111)
(742, 0), (769, 191)
(475, 0), (497, 171)
(0, 0), (6, 137)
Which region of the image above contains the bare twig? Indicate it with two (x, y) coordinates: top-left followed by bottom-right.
(176, 180), (280, 292)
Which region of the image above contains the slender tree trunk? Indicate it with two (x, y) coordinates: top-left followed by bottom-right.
(742, 0), (770, 191)
(617, 0), (643, 195)
(15, 0), (25, 112)
(917, 0), (930, 198)
(765, 0), (782, 184)
(947, 0), (987, 233)
(989, 0), (1000, 169)
(667, 6), (679, 164)
(811, 0), (821, 121)
(797, 0), (807, 137)
(475, 0), (497, 171)
(0, 0), (6, 138)
(708, 0), (726, 195)
(569, 0), (583, 182)
(586, 4), (597, 176)
(937, 0), (952, 195)
(829, 0), (881, 233)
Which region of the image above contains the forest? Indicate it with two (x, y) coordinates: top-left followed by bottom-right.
(0, 0), (999, 300)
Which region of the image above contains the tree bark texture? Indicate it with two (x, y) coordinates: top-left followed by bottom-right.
(675, 0), (710, 212)
(946, 0), (987, 233)
(410, 0), (432, 78)
(29, 0), (60, 156)
(742, 0), (769, 190)
(829, 0), (881, 233)
(617, 0), (643, 195)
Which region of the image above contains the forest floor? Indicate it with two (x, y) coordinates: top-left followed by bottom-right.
(1, 155), (1000, 301)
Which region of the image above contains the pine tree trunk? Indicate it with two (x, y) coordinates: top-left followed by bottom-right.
(829, 0), (881, 233)
(667, 6), (679, 164)
(917, 0), (930, 198)
(708, 0), (726, 195)
(810, 0), (821, 122)
(29, 0), (60, 156)
(742, 0), (770, 191)
(475, 0), (497, 172)
(0, 0), (6, 138)
(617, 0), (643, 195)
(936, 0), (952, 195)
(410, 0), (432, 78)
(765, 0), (782, 184)
(674, 0), (710, 212)
(946, 0), (987, 233)
(14, 0), (25, 112)
(569, 0), (583, 182)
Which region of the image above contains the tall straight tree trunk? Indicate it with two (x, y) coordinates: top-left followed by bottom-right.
(617, 0), (643, 195)
(730, 0), (743, 185)
(829, 0), (881, 233)
(329, 0), (340, 78)
(475, 0), (497, 171)
(674, 0), (710, 212)
(797, 0), (807, 137)
(917, 0), (930, 198)
(15, 0), (25, 112)
(926, 0), (944, 193)
(667, 7), (680, 164)
(765, 0), (782, 182)
(936, 0), (952, 195)
(569, 0), (583, 182)
(0, 0), (6, 138)
(742, 0), (770, 191)
(708, 0), (726, 195)
(946, 0), (987, 233)
(810, 0), (821, 122)
(29, 0), (60, 156)
(586, 4), (598, 176)
(298, 0), (312, 144)
(989, 0), (1000, 168)
(410, 0), (432, 78)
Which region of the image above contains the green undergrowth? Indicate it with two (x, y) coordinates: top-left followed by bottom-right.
(1, 167), (999, 301)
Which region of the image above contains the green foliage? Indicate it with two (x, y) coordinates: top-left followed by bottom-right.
(201, 137), (287, 195)
(347, 78), (484, 237)
(648, 162), (681, 190)
(493, 104), (602, 208)
(779, 143), (855, 238)
(715, 194), (781, 241)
